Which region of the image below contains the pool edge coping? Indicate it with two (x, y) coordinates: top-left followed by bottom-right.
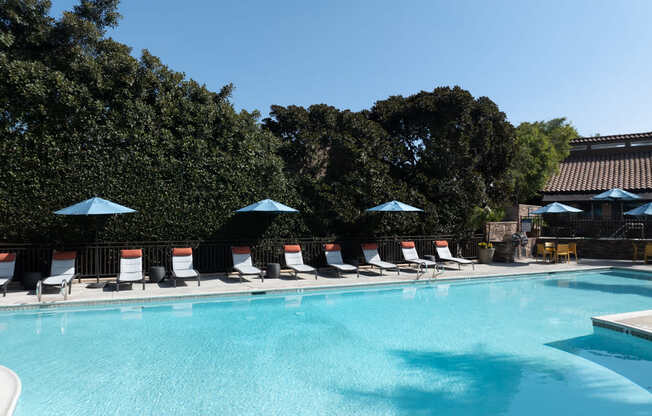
(0, 265), (639, 312)
(592, 309), (652, 342)
(0, 365), (21, 416)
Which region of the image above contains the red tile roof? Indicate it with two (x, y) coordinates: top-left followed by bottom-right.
(571, 131), (652, 145)
(543, 150), (652, 193)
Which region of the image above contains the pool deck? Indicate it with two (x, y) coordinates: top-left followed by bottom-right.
(0, 365), (21, 416)
(0, 258), (650, 310)
(592, 310), (652, 341)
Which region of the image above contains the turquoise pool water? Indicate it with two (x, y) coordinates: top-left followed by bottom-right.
(1, 269), (652, 415)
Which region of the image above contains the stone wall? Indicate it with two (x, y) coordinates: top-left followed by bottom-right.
(504, 204), (542, 221)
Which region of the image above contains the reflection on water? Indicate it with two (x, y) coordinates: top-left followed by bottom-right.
(285, 295), (302, 309)
(120, 306), (142, 320)
(435, 284), (449, 297)
(402, 287), (417, 300)
(172, 303), (193, 317)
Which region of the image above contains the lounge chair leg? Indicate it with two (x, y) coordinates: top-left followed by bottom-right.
(197, 276), (201, 287)
(116, 281), (120, 292)
(174, 278), (177, 287)
(314, 271), (317, 280)
(142, 280), (145, 290)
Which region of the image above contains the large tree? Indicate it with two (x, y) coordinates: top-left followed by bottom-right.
(0, 0), (298, 242)
(368, 87), (517, 234)
(264, 104), (420, 236)
(509, 118), (577, 204)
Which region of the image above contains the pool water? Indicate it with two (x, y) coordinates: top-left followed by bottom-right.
(1, 270), (652, 415)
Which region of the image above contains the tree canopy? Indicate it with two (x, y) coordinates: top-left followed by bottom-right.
(509, 118), (577, 204)
(0, 1), (572, 242)
(0, 0), (297, 242)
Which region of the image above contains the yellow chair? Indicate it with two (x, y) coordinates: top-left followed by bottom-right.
(544, 242), (556, 263)
(645, 243), (652, 264)
(568, 243), (578, 262)
(535, 243), (545, 262)
(556, 244), (570, 263)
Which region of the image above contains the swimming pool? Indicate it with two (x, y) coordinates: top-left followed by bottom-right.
(1, 269), (652, 415)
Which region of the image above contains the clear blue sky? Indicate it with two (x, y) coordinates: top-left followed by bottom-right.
(50, 0), (652, 136)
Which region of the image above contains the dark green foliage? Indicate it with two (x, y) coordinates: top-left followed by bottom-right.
(263, 104), (418, 236)
(367, 87), (517, 235)
(264, 87), (518, 237)
(509, 118), (577, 204)
(0, 0), (299, 242)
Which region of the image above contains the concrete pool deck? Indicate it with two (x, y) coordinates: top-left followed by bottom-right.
(592, 310), (652, 341)
(0, 258), (650, 310)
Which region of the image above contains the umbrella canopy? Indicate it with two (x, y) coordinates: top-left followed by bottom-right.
(235, 199), (299, 213)
(366, 200), (423, 212)
(54, 197), (136, 215)
(592, 188), (641, 201)
(531, 202), (583, 215)
(624, 202), (652, 216)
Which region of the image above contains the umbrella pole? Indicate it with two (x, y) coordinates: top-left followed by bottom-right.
(95, 216), (100, 284)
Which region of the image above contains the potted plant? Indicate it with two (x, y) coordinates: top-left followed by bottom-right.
(478, 242), (495, 264)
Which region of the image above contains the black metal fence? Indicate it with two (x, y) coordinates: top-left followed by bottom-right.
(0, 235), (483, 280)
(521, 216), (652, 239)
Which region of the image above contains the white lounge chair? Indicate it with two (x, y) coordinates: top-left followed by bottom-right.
(435, 240), (474, 270)
(400, 241), (438, 278)
(0, 253), (16, 297)
(362, 243), (399, 276)
(116, 249), (146, 291)
(37, 251), (78, 301)
(283, 245), (317, 280)
(170, 247), (200, 287)
(323, 243), (359, 278)
(231, 246), (264, 282)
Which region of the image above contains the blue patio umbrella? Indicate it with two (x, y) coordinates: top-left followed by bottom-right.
(532, 202), (582, 238)
(592, 188), (641, 201)
(235, 199), (299, 213)
(55, 197), (136, 284)
(624, 202), (652, 216)
(531, 202), (583, 214)
(54, 197), (136, 215)
(592, 188), (641, 218)
(366, 200), (424, 212)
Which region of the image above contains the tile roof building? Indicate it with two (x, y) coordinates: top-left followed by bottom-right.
(542, 132), (652, 202)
